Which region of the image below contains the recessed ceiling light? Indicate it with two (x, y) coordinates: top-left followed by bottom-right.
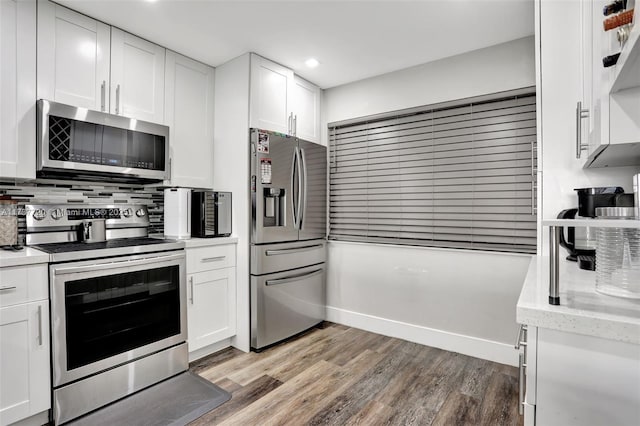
(305, 58), (319, 68)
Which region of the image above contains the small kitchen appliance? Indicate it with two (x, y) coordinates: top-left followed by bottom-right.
(164, 188), (192, 239)
(558, 186), (625, 270)
(191, 190), (232, 238)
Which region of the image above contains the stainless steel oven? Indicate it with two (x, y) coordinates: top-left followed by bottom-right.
(27, 203), (188, 424)
(50, 251), (186, 387)
(49, 250), (187, 424)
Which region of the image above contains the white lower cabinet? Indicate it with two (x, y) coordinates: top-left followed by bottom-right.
(521, 325), (640, 426)
(0, 264), (50, 426)
(187, 268), (236, 351)
(185, 242), (237, 358)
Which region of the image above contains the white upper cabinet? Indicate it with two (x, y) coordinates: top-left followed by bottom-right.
(37, 1), (166, 124)
(249, 54), (295, 134)
(164, 51), (215, 188)
(0, 0), (36, 180)
(37, 1), (110, 111)
(293, 75), (321, 143)
(110, 28), (165, 123)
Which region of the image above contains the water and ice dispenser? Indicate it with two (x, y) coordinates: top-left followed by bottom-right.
(263, 188), (285, 227)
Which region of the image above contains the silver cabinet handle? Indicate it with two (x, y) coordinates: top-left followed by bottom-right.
(575, 101), (589, 159)
(115, 84), (121, 115)
(293, 114), (297, 136)
(518, 352), (526, 415)
(37, 305), (43, 346)
(288, 113), (292, 135)
(100, 81), (106, 112)
(265, 244), (324, 256)
(0, 286), (17, 291)
(266, 268), (323, 286)
(514, 324), (528, 349)
(189, 276), (194, 304)
(201, 256), (225, 263)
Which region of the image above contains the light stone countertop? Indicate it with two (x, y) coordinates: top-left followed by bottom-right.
(149, 234), (238, 248)
(517, 256), (640, 344)
(0, 247), (50, 268)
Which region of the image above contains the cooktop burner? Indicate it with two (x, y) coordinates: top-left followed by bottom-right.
(33, 237), (174, 254)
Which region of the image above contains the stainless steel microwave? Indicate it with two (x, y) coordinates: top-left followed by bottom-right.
(37, 99), (170, 181)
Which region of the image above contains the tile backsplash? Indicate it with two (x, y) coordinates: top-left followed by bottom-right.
(0, 178), (165, 243)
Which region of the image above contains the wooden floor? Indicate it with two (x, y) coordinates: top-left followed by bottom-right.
(189, 323), (523, 426)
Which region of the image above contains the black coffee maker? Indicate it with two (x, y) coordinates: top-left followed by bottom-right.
(558, 187), (632, 270)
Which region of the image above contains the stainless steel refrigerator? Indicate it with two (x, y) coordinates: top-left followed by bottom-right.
(250, 128), (327, 350)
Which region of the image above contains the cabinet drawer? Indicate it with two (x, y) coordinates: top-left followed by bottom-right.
(187, 244), (236, 273)
(0, 264), (48, 308)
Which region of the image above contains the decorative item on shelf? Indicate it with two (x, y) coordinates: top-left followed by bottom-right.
(595, 207), (640, 299)
(603, 9), (634, 31)
(617, 24), (631, 45)
(603, 0), (627, 16)
(603, 52), (622, 67)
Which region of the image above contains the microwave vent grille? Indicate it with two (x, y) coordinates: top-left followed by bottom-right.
(49, 116), (71, 161)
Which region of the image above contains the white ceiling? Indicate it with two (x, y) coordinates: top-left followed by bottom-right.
(57, 0), (535, 89)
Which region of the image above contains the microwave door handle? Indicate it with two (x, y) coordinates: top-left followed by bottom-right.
(290, 148), (298, 228)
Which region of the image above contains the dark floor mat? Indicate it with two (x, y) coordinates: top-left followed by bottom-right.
(69, 372), (231, 426)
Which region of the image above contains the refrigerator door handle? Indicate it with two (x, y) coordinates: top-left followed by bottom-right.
(296, 146), (304, 230)
(265, 243), (324, 256)
(265, 268), (324, 286)
(299, 147), (307, 229)
(290, 147), (299, 228)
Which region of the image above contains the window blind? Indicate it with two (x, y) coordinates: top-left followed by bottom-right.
(328, 93), (537, 254)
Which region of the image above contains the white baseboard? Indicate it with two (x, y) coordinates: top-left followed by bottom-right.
(188, 338), (232, 363)
(326, 306), (518, 366)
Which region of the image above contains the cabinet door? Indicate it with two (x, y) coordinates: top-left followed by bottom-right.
(164, 52), (215, 188)
(0, 0), (36, 180)
(187, 268), (236, 352)
(110, 28), (165, 123)
(249, 54), (294, 134)
(0, 301), (50, 426)
(293, 76), (321, 143)
(37, 1), (110, 111)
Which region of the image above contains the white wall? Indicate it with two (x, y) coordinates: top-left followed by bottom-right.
(328, 242), (531, 365)
(324, 36), (535, 125)
(322, 36), (537, 366)
(213, 53), (251, 352)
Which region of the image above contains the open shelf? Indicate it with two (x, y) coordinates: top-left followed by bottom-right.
(543, 218), (640, 228)
(610, 8), (640, 92)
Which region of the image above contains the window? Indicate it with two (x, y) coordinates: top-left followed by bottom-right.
(328, 91), (537, 253)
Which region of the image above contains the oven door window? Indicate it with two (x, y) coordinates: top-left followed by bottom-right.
(64, 265), (180, 370)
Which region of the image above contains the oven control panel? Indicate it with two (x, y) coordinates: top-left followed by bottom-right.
(25, 204), (150, 229)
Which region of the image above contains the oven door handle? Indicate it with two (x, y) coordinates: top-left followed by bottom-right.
(53, 252), (185, 275)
